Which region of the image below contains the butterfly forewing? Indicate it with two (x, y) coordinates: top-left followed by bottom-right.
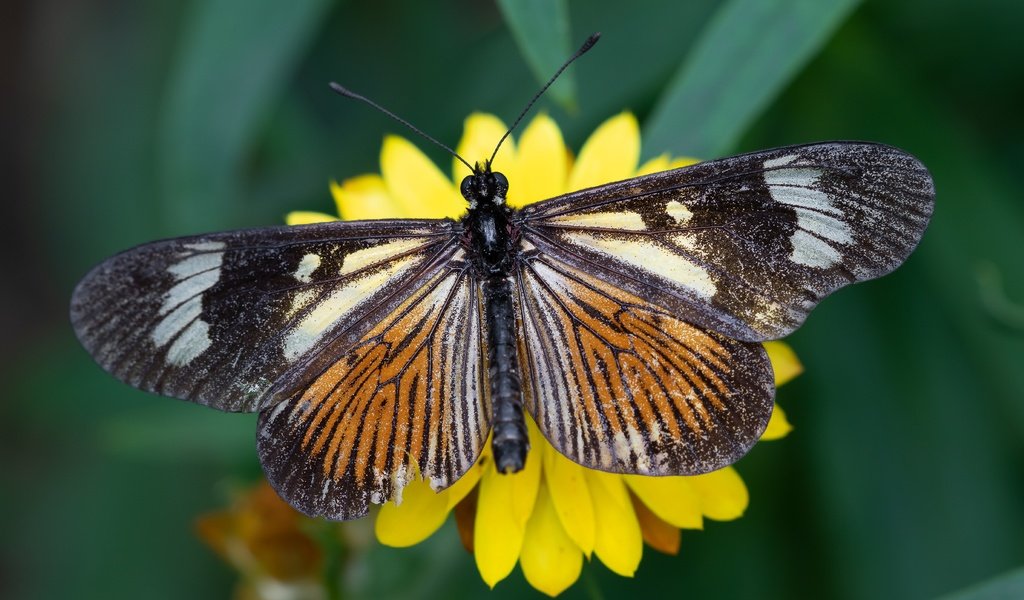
(517, 142), (934, 342)
(258, 260), (488, 520)
(513, 248), (774, 475)
(70, 220), (460, 412)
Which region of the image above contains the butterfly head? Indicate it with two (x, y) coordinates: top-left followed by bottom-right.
(460, 161), (516, 277)
(461, 162), (509, 210)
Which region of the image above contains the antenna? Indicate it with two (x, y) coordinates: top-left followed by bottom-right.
(489, 32), (601, 166)
(330, 31), (601, 175)
(329, 82), (475, 173)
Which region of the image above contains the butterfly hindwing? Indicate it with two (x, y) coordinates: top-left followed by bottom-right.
(514, 250), (775, 475)
(257, 260), (488, 520)
(70, 220), (460, 412)
(517, 142), (934, 342)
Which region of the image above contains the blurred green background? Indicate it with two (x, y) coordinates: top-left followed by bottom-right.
(4, 0), (1023, 598)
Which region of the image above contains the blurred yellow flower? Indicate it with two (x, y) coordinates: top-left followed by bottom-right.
(288, 111), (803, 597)
(196, 480), (326, 600)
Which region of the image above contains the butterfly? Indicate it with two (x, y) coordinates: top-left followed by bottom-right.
(70, 35), (935, 521)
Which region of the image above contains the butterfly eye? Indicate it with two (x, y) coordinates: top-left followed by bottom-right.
(492, 172), (509, 195)
(460, 175), (476, 199)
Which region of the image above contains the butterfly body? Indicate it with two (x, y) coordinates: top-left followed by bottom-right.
(71, 141), (934, 520)
(459, 165), (530, 472)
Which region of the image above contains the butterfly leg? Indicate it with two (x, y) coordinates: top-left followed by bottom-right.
(484, 277), (529, 473)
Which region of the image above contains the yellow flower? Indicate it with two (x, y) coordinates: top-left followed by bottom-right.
(288, 112), (803, 596)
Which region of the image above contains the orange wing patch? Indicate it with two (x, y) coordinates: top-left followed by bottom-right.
(516, 252), (774, 476)
(257, 265), (488, 520)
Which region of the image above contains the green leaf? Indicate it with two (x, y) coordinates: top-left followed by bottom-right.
(496, 0), (577, 109)
(642, 0), (861, 158)
(158, 0), (333, 232)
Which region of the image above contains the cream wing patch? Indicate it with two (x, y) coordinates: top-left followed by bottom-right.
(764, 155), (853, 269)
(339, 238), (427, 276)
(282, 254), (324, 318)
(166, 320), (212, 366)
(665, 200), (693, 225)
(294, 253), (321, 283)
(563, 232), (717, 300)
(282, 253), (422, 362)
(151, 242), (225, 366)
(152, 296), (203, 347)
(548, 211), (648, 230)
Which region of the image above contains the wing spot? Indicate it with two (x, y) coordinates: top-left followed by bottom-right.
(665, 200), (693, 225)
(294, 253), (321, 283)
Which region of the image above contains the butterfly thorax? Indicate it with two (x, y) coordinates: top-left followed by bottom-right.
(460, 167), (518, 278)
(459, 166), (529, 473)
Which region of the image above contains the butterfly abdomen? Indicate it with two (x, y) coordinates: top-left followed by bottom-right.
(483, 277), (528, 473)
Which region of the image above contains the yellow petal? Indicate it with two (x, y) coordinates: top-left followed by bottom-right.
(668, 156), (700, 169)
(637, 155), (701, 176)
(474, 467), (527, 588)
(330, 175), (403, 221)
(380, 135), (462, 219)
(520, 481), (584, 597)
(635, 154), (701, 195)
(690, 467), (749, 521)
(636, 154), (670, 176)
(586, 470), (642, 577)
(567, 112), (640, 191)
(511, 419), (543, 526)
(454, 113), (516, 183)
(375, 478), (450, 547)
(764, 340), (803, 386)
(285, 211), (338, 225)
(623, 475), (702, 530)
(444, 463), (483, 511)
(512, 114), (567, 207)
(761, 404), (793, 440)
(542, 445), (595, 555)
